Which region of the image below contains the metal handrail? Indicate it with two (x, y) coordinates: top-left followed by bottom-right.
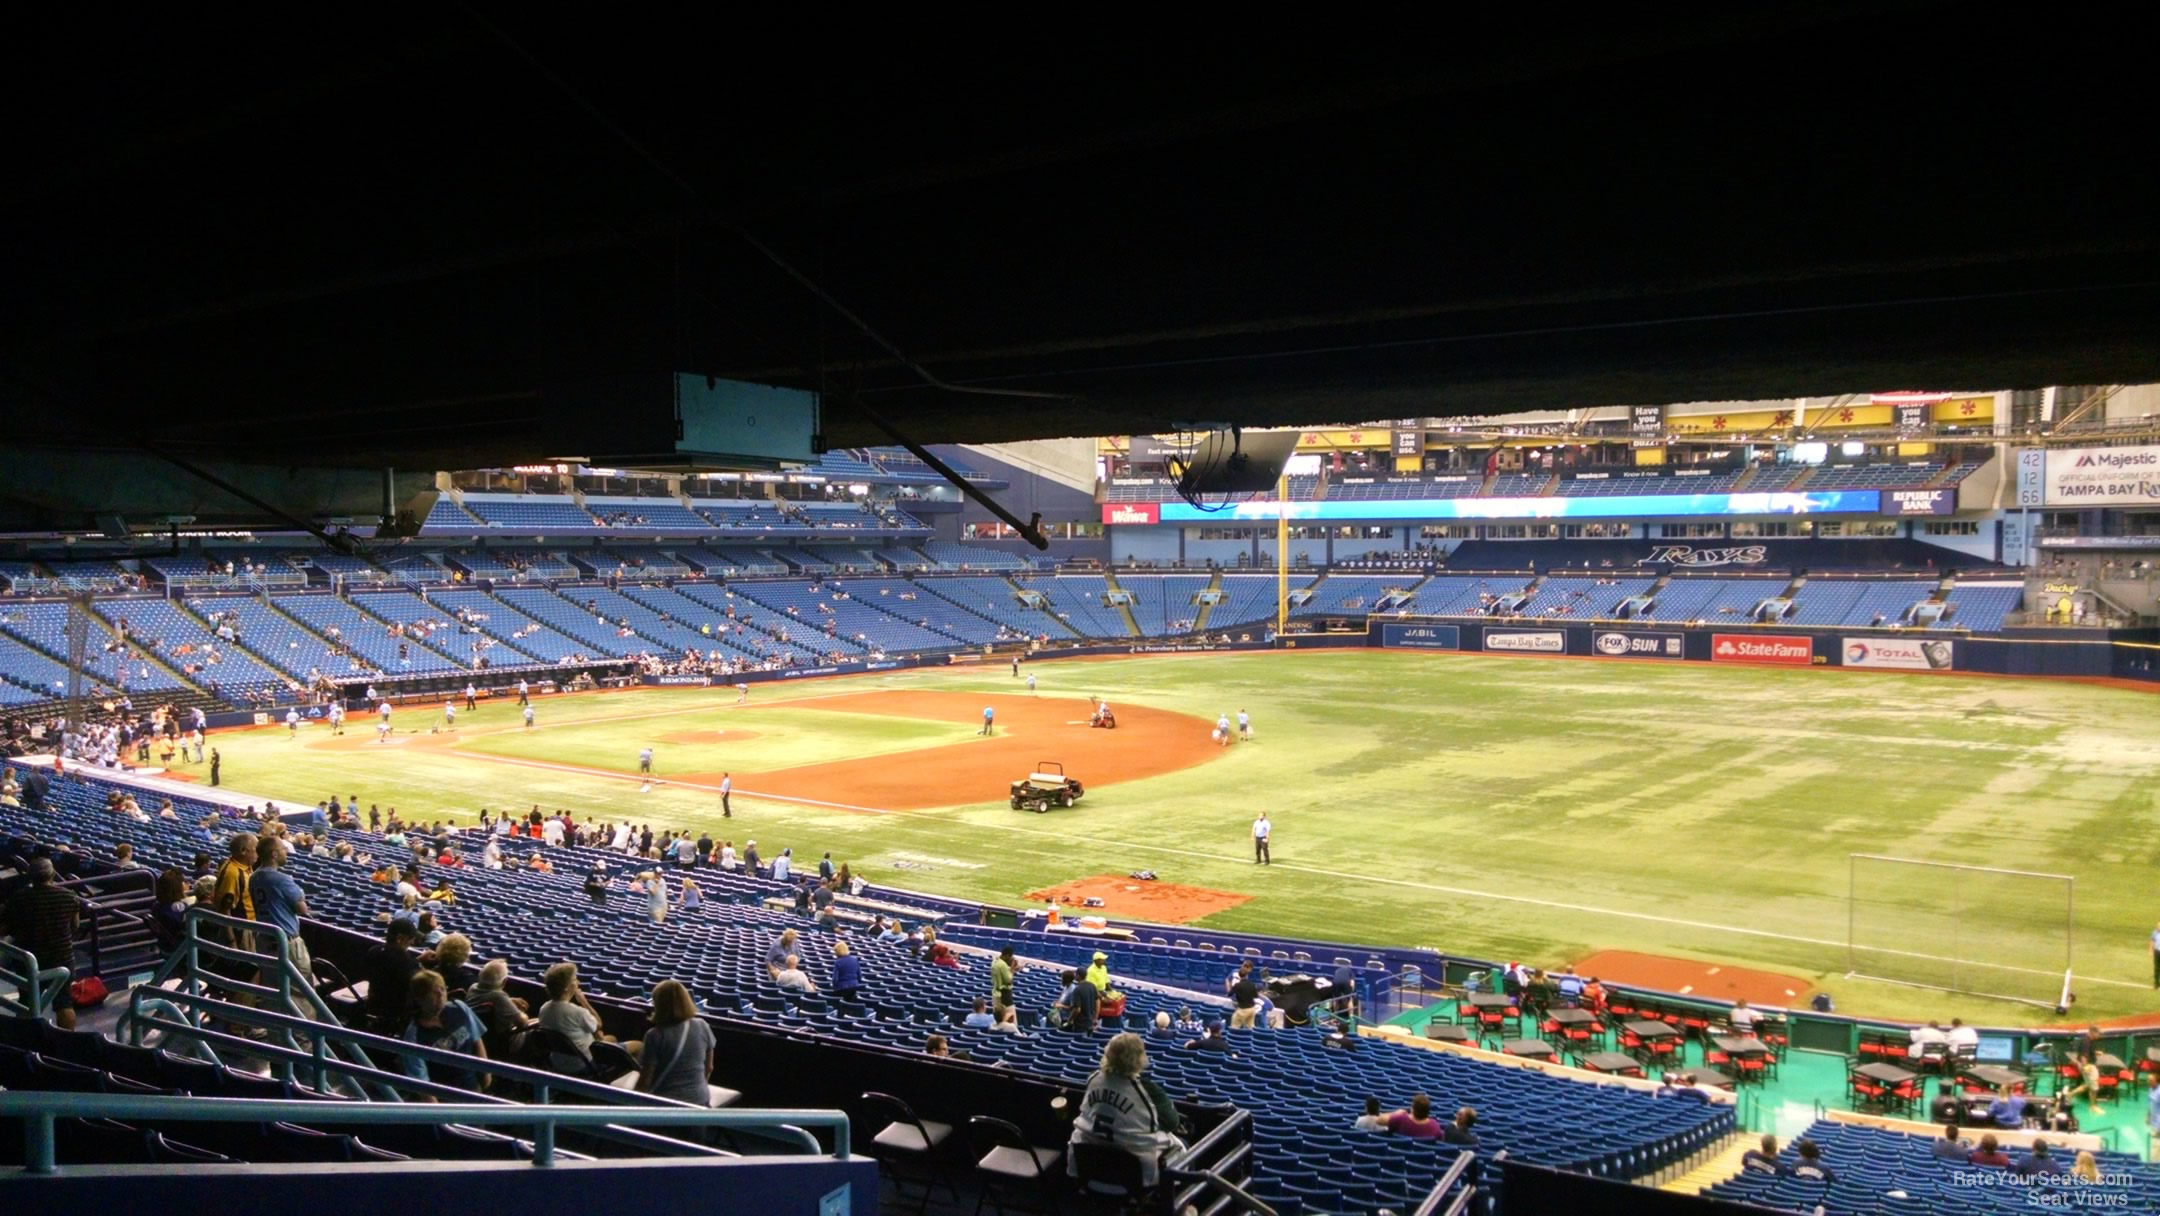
(124, 983), (705, 1113)
(0, 942), (68, 1019)
(1412, 1150), (1477, 1216)
(0, 1092), (848, 1175)
(1165, 1109), (1274, 1216)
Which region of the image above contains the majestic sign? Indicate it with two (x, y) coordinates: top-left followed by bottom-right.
(1710, 634), (1813, 665)
(1592, 630), (1685, 659)
(2044, 446), (2160, 506)
(1842, 638), (1954, 671)
(1381, 623), (1460, 650)
(1101, 502), (1161, 526)
(1484, 630), (1565, 653)
(1643, 544), (1768, 568)
(1884, 488), (1957, 516)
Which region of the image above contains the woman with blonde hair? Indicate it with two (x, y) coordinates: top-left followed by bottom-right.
(423, 932), (478, 994)
(679, 877), (703, 912)
(634, 980), (715, 1106)
(1067, 1032), (1185, 1186)
(2071, 1150), (2100, 1182)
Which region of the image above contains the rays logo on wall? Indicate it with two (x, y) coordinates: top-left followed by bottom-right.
(1643, 544), (1768, 568)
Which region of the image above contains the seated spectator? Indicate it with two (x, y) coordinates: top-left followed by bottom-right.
(1352, 1096), (1386, 1132)
(413, 909), (445, 948)
(1930, 1123), (1969, 1161)
(774, 953), (816, 993)
(421, 932), (478, 995)
(991, 1005), (1025, 1035)
(634, 980), (717, 1106)
(1907, 1019), (1948, 1059)
(113, 842), (141, 869)
(2015, 1138), (2064, 1175)
(2072, 1151), (2100, 1183)
(538, 961), (639, 1068)
(924, 1033), (950, 1058)
(464, 959), (533, 1061)
(1067, 1032), (1185, 1188)
(1740, 1133), (1782, 1174)
(1986, 1086), (2027, 1129)
(928, 941), (964, 970)
(877, 919), (906, 945)
(1442, 1106), (1479, 1147)
(1727, 998), (1759, 1034)
(400, 969), (487, 1095)
(1967, 1133), (2013, 1168)
(1382, 1094), (1445, 1140)
(1184, 1020), (1230, 1052)
(963, 999), (996, 1029)
(1788, 1139), (1835, 1182)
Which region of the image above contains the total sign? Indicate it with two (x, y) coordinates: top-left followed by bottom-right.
(1101, 502), (1161, 525)
(1842, 638), (1954, 671)
(1593, 630), (1684, 659)
(1711, 634), (1813, 665)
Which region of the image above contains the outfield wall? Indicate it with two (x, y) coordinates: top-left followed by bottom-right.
(1363, 618), (2160, 684)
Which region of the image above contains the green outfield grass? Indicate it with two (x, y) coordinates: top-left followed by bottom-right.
(202, 652), (2160, 1025)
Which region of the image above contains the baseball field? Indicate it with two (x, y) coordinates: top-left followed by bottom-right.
(193, 650), (2160, 1025)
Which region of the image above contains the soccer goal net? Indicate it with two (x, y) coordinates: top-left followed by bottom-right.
(1846, 854), (2074, 1010)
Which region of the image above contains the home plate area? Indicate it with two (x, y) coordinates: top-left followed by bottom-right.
(1025, 874), (1251, 924)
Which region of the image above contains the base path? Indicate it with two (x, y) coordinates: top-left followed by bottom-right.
(680, 690), (1226, 811)
(1026, 874), (1251, 925)
(1572, 949), (1813, 1007)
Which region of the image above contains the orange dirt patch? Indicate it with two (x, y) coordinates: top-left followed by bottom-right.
(676, 690), (1225, 811)
(1571, 950), (1813, 1008)
(658, 729), (763, 745)
(1025, 874), (1251, 925)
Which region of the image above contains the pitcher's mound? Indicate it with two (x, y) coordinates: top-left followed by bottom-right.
(1571, 950), (1812, 1007)
(1025, 875), (1249, 925)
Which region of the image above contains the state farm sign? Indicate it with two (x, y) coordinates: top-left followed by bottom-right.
(1101, 503), (1160, 525)
(1711, 634), (1813, 665)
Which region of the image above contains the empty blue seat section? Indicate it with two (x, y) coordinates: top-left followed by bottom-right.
(582, 497), (712, 529)
(275, 593), (464, 674)
(729, 581), (952, 654)
(95, 598), (287, 695)
(422, 588), (624, 662)
(913, 577), (1075, 638)
(921, 542), (1029, 570)
(460, 495), (598, 529)
(1119, 575), (1211, 635)
(1016, 575), (1128, 636)
(0, 603), (194, 695)
(1838, 581), (1935, 627)
(1936, 585), (2020, 632)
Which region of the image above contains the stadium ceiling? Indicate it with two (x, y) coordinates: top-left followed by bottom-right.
(7, 6), (2159, 501)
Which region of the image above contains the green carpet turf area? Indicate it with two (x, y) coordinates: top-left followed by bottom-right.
(194, 651), (2160, 1025)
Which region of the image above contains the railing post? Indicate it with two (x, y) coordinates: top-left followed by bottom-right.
(533, 1116), (556, 1167)
(26, 1110), (56, 1176)
(313, 1034), (328, 1093)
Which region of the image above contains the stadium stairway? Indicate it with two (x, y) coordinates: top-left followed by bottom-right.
(1659, 1131), (1755, 1194)
(1098, 570), (1145, 636)
(1191, 569), (1224, 633)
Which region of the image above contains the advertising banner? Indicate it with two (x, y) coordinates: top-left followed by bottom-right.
(1127, 434), (1197, 462)
(1630, 404), (1665, 444)
(1883, 488), (1957, 516)
(1484, 630), (1565, 654)
(1643, 544), (1768, 568)
(1841, 638), (1954, 670)
(1394, 426), (1424, 457)
(1591, 630), (1685, 659)
(1101, 502), (1161, 526)
(1158, 490), (1880, 523)
(2015, 448), (2045, 508)
(1381, 623), (1461, 650)
(2044, 446), (2160, 506)
(1710, 634), (1813, 665)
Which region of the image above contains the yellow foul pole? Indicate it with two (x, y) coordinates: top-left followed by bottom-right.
(1276, 469), (1290, 636)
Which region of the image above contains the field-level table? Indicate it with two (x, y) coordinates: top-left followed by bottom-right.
(1960, 1064), (2026, 1090)
(1625, 1020), (1680, 1041)
(1856, 1062), (1919, 1085)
